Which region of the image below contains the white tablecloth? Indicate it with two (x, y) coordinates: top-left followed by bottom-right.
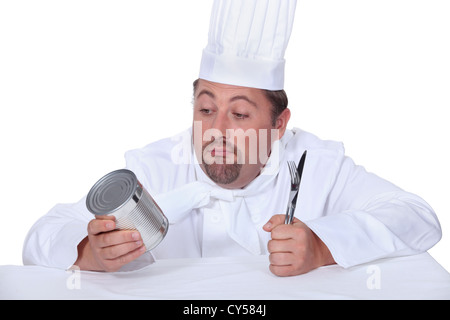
(1, 253), (449, 300)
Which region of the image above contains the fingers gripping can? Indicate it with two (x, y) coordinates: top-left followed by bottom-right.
(86, 169), (169, 251)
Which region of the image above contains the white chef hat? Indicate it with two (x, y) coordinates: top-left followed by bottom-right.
(199, 0), (297, 91)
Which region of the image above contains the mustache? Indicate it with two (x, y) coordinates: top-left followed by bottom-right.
(202, 136), (237, 154)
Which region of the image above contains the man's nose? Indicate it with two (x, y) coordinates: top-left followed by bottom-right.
(211, 110), (230, 136)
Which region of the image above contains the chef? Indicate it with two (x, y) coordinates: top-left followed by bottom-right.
(23, 0), (441, 276)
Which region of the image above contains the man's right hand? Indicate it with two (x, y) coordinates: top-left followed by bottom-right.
(74, 217), (146, 272)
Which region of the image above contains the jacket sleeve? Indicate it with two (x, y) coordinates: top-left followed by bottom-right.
(304, 156), (442, 268)
(22, 196), (91, 269)
(22, 194), (156, 270)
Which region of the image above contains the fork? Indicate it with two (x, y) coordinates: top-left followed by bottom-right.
(285, 160), (300, 224)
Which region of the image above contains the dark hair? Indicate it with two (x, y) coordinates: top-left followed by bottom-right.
(193, 79), (288, 126)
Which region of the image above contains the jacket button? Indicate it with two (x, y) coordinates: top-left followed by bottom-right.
(210, 213), (221, 223)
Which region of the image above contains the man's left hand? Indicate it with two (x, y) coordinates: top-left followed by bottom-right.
(263, 214), (335, 277)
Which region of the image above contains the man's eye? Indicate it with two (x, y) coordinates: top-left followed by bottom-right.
(200, 109), (212, 115)
(234, 113), (249, 119)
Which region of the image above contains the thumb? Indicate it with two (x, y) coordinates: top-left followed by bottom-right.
(263, 214), (287, 232)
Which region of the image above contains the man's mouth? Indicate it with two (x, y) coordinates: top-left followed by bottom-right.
(211, 147), (234, 157)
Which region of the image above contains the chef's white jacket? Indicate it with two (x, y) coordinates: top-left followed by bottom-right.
(23, 128), (442, 271)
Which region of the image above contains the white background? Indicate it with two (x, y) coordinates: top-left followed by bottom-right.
(1, 0), (449, 271)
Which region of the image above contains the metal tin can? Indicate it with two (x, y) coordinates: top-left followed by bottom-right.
(86, 169), (169, 251)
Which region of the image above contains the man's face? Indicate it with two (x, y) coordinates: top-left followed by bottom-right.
(192, 79), (290, 189)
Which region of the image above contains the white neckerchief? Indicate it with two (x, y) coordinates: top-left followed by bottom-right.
(153, 130), (292, 255)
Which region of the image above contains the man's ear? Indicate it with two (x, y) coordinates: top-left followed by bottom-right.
(275, 108), (291, 139)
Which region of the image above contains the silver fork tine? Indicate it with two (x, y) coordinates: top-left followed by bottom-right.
(286, 161), (300, 224)
(287, 161), (299, 201)
(289, 161), (299, 185)
(285, 151), (308, 224)
(293, 162), (300, 184)
(288, 161), (295, 183)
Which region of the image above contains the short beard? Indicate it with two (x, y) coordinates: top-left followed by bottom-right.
(201, 137), (243, 185)
(203, 162), (242, 185)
